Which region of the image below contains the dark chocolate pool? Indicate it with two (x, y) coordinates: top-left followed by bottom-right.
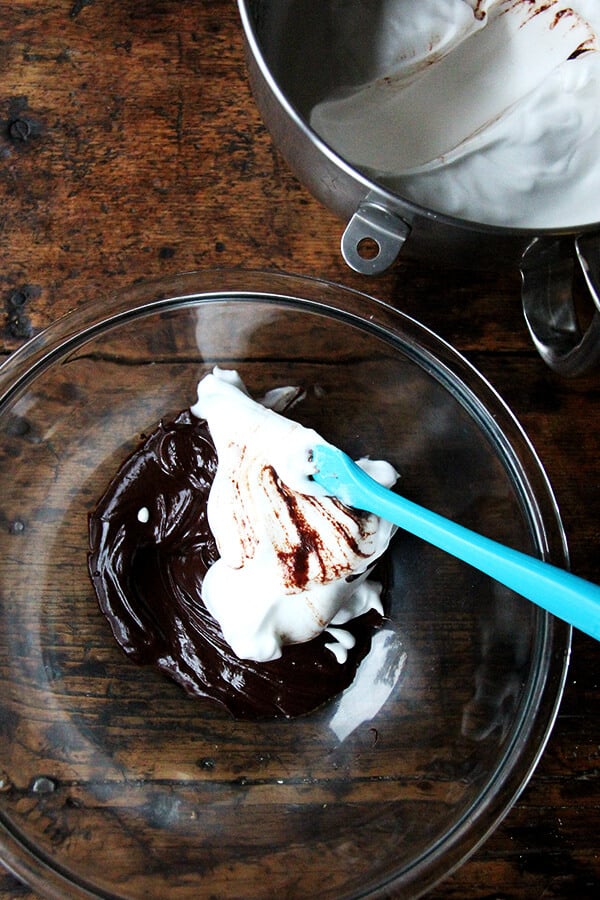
(88, 411), (385, 719)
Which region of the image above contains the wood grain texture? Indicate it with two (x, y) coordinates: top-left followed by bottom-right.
(1, 1), (599, 897)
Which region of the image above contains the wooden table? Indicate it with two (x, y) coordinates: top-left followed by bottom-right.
(1, 2), (598, 897)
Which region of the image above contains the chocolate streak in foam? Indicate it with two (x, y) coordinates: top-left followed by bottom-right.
(88, 411), (385, 719)
(268, 465), (367, 592)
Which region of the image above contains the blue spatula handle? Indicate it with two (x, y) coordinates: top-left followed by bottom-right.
(311, 444), (600, 641)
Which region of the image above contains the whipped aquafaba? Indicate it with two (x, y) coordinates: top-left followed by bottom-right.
(88, 369), (397, 718)
(309, 0), (600, 228)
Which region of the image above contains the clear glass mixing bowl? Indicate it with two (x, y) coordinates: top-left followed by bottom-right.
(0, 270), (570, 898)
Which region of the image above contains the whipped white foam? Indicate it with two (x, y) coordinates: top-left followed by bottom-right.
(191, 368), (397, 663)
(310, 0), (600, 228)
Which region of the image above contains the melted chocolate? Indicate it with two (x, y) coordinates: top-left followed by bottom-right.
(88, 411), (384, 719)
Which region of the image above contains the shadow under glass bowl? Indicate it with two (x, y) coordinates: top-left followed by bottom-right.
(0, 270), (570, 899)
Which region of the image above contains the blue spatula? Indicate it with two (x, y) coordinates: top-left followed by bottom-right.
(311, 443), (600, 641)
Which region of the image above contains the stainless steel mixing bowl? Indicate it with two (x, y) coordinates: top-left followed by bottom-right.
(238, 0), (600, 376)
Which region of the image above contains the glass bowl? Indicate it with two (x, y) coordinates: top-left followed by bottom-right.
(0, 270), (570, 898)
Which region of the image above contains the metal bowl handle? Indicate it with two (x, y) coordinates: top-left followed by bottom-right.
(520, 233), (600, 377)
(341, 198), (411, 275)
